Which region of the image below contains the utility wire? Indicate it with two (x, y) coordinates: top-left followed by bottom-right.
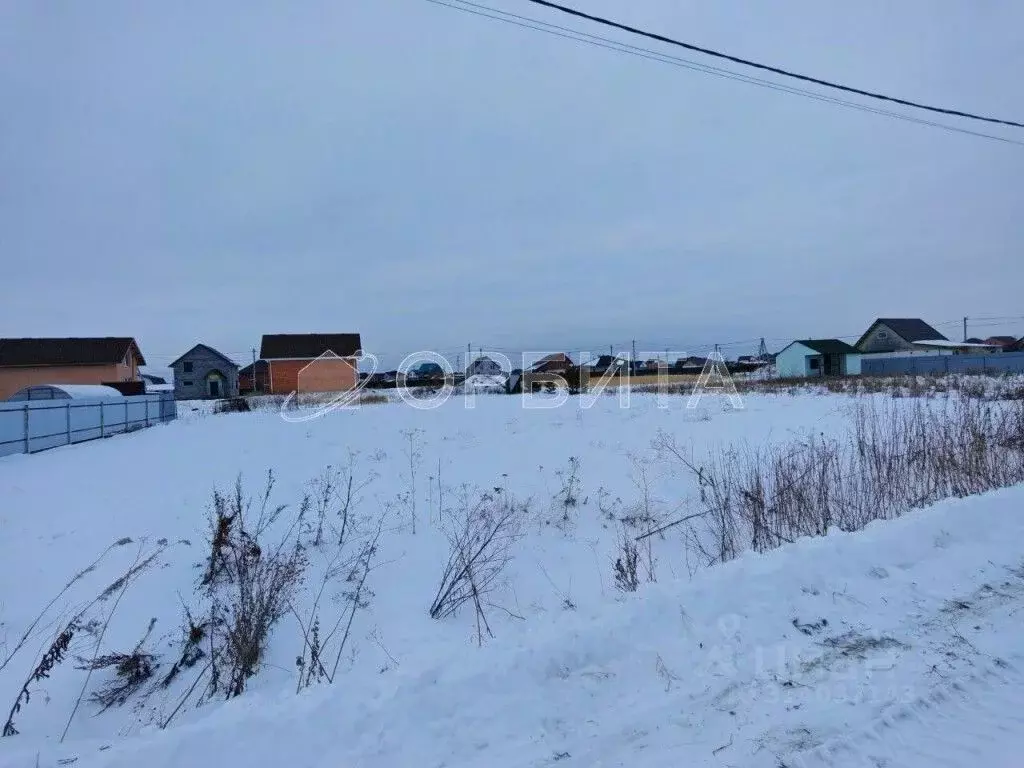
(427, 0), (1024, 146)
(524, 0), (1024, 129)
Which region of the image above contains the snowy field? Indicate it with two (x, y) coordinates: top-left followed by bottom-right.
(1, 390), (1023, 767)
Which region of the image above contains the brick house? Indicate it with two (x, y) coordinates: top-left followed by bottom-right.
(259, 333), (362, 395)
(238, 360), (270, 393)
(0, 337), (145, 400)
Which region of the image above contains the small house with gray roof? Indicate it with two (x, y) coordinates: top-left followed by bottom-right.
(855, 318), (947, 353)
(170, 344), (239, 400)
(776, 339), (861, 378)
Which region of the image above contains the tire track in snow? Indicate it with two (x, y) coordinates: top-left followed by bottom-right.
(788, 658), (1024, 767)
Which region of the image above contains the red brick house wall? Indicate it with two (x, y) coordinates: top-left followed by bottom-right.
(267, 357), (358, 394)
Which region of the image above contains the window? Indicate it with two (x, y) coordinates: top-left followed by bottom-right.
(877, 331), (888, 339)
(183, 362), (194, 373)
(809, 358), (820, 370)
(183, 380), (194, 387)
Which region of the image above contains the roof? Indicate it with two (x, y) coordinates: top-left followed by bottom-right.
(169, 343), (239, 369)
(790, 339), (859, 355)
(532, 353), (574, 370)
(10, 384), (125, 400)
(141, 373), (167, 385)
(260, 334), (362, 360)
(239, 360), (269, 375)
(0, 337), (145, 367)
(983, 336), (1018, 345)
(857, 318), (947, 347)
(911, 339), (998, 349)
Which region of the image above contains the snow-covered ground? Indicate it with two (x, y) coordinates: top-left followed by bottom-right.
(1, 391), (1022, 767)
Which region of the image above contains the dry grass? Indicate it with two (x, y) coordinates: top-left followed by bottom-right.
(657, 395), (1024, 567)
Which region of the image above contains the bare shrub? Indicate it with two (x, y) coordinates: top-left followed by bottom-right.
(293, 520), (382, 689)
(200, 472), (309, 700)
(400, 429), (424, 534)
(552, 457), (582, 526)
(160, 606), (208, 689)
(77, 618), (158, 712)
(429, 488), (524, 645)
(304, 453), (377, 549)
(0, 537), (135, 677)
(657, 396), (1024, 568)
(613, 529), (640, 593)
(3, 540), (165, 738)
(3, 622), (77, 736)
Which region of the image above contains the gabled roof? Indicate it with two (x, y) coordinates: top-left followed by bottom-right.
(260, 333), (362, 360)
(169, 343), (238, 369)
(857, 318), (947, 347)
(532, 352), (574, 369)
(239, 360), (269, 375)
(0, 337), (145, 367)
(789, 339), (859, 355)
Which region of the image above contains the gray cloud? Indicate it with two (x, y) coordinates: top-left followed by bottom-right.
(2, 0), (1022, 368)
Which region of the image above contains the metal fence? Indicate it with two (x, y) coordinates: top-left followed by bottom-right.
(0, 393), (176, 458)
(861, 352), (1024, 377)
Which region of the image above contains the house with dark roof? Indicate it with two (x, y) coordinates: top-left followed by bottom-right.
(467, 355), (504, 377)
(854, 318), (948, 353)
(238, 359), (270, 393)
(531, 353), (574, 374)
(259, 333), (362, 395)
(0, 337), (145, 400)
(982, 336), (1019, 349)
(776, 339), (861, 378)
(169, 344), (240, 400)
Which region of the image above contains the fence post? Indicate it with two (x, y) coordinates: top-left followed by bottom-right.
(66, 402), (71, 445)
(100, 402), (104, 437)
(125, 399), (129, 430)
(23, 402), (29, 454)
(145, 396), (151, 427)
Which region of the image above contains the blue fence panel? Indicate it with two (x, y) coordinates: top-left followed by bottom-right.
(0, 392), (176, 458)
(0, 406), (26, 457)
(861, 352), (1024, 377)
(27, 401), (70, 453)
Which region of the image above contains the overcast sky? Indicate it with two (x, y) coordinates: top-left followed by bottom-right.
(2, 0), (1022, 369)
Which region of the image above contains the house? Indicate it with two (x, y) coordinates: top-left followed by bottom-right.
(532, 353), (574, 373)
(855, 318), (948, 353)
(584, 355), (628, 374)
(467, 355), (504, 377)
(238, 360), (270, 393)
(259, 333), (362, 395)
(1009, 337), (1024, 353)
(141, 373), (167, 386)
(409, 362), (445, 382)
(776, 339), (861, 378)
(170, 344), (240, 400)
(673, 356), (708, 373)
(0, 337), (145, 400)
(983, 336), (1018, 349)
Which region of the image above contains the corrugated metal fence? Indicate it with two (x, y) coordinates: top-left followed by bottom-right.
(861, 352), (1024, 377)
(0, 393), (177, 458)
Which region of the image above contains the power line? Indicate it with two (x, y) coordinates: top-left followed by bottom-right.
(426, 0), (1024, 146)
(524, 0), (1024, 130)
